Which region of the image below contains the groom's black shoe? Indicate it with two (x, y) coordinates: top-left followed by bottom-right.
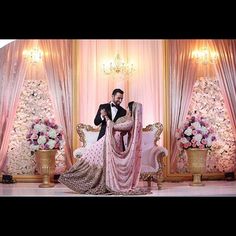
(1, 175), (16, 184)
(54, 174), (61, 183)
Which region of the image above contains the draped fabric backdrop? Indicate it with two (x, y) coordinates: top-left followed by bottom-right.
(39, 40), (73, 168)
(0, 40), (29, 172)
(212, 40), (236, 138)
(77, 40), (164, 143)
(169, 40), (200, 172)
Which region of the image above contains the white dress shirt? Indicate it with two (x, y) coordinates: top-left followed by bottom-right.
(110, 102), (118, 121)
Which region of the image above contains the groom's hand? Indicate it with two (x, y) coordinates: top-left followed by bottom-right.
(100, 109), (107, 118)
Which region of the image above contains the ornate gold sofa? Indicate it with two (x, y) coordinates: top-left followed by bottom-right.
(74, 122), (168, 189)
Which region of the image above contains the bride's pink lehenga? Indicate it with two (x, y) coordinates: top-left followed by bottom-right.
(59, 102), (149, 195)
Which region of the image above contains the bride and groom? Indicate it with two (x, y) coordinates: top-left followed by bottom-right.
(59, 89), (148, 195)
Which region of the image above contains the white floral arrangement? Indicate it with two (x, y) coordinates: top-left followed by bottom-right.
(176, 77), (236, 173)
(176, 114), (216, 150)
(7, 80), (66, 175)
(26, 118), (64, 151)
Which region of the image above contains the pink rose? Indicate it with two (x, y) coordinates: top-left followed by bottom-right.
(184, 143), (189, 149)
(201, 139), (207, 145)
(191, 139), (196, 143)
(192, 130), (198, 135)
(39, 144), (45, 149)
(209, 128), (214, 133)
(199, 144), (205, 149)
(34, 118), (40, 123)
(176, 128), (181, 133)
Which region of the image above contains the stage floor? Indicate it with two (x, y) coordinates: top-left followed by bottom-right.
(1, 180), (236, 196)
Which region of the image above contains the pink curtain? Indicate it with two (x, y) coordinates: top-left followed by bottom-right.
(169, 40), (199, 172)
(0, 40), (29, 171)
(39, 40), (73, 168)
(76, 40), (164, 140)
(212, 40), (236, 137)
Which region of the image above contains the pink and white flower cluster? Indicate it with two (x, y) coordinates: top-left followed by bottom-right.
(218, 156), (235, 173)
(176, 115), (216, 150)
(26, 118), (64, 151)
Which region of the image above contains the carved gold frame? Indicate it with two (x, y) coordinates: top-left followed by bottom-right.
(76, 122), (163, 147)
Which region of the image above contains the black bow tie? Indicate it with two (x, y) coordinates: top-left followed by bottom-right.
(111, 103), (118, 109)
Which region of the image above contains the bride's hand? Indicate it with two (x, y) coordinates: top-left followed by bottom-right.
(104, 115), (110, 122)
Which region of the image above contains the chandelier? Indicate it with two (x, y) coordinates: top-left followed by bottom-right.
(23, 47), (43, 64)
(191, 47), (219, 65)
(103, 53), (135, 76)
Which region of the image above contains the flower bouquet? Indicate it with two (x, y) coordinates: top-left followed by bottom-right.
(26, 118), (64, 151)
(176, 115), (216, 150)
(26, 118), (64, 187)
(176, 115), (217, 186)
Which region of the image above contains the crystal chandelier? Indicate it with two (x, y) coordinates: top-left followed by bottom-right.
(23, 47), (43, 64)
(191, 47), (219, 65)
(103, 53), (135, 76)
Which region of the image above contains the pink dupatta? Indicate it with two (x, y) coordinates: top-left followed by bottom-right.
(105, 102), (143, 193)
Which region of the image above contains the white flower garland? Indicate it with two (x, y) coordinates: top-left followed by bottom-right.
(7, 80), (66, 175)
(176, 77), (236, 173)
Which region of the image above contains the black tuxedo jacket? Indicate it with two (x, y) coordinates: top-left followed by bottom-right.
(94, 103), (127, 141)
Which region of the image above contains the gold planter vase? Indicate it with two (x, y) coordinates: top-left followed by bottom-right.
(36, 150), (57, 188)
(186, 148), (209, 186)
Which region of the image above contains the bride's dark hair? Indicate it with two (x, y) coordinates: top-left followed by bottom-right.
(128, 101), (135, 116)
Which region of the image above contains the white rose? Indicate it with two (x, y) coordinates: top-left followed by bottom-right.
(184, 127), (192, 136)
(34, 124), (47, 133)
(30, 144), (39, 151)
(34, 124), (42, 132)
(38, 136), (47, 144)
(191, 121), (201, 130)
(193, 133), (203, 142)
(201, 126), (208, 135)
(47, 139), (56, 149)
(196, 142), (201, 147)
(48, 128), (57, 139)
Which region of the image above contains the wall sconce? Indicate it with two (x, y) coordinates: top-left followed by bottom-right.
(103, 53), (135, 76)
(191, 47), (219, 65)
(23, 47), (43, 64)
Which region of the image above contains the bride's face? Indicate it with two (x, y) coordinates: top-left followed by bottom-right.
(126, 107), (131, 117)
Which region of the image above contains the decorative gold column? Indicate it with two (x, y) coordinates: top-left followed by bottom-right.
(163, 40), (170, 179)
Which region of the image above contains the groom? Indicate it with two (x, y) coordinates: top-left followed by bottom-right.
(94, 88), (127, 141)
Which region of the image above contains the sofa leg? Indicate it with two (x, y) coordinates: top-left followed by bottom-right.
(157, 180), (162, 190)
(147, 178), (152, 188)
(156, 155), (165, 190)
(156, 171), (163, 190)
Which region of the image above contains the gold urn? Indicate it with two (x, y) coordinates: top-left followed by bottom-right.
(186, 148), (209, 186)
(36, 149), (57, 188)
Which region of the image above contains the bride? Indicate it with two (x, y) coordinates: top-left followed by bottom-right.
(59, 101), (148, 195)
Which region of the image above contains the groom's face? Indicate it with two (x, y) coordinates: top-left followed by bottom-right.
(112, 92), (123, 106)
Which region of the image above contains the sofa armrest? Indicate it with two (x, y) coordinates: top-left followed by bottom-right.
(142, 122), (163, 146)
(76, 123), (100, 147)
